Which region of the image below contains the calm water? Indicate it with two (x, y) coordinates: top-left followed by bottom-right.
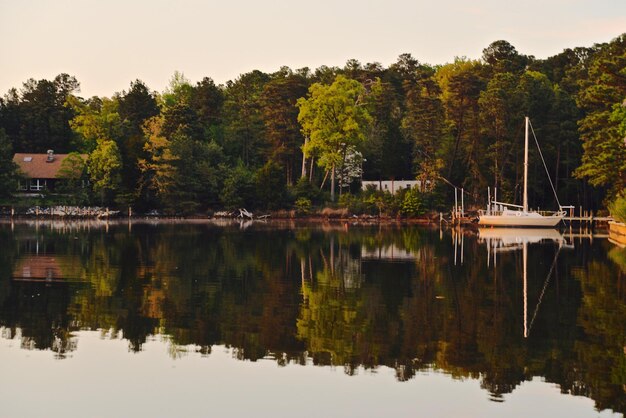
(0, 220), (624, 418)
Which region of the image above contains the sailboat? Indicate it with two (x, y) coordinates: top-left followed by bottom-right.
(478, 117), (567, 227)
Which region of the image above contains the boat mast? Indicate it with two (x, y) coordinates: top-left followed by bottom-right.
(523, 116), (529, 213)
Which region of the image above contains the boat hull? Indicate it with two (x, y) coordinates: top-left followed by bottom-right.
(478, 213), (563, 227)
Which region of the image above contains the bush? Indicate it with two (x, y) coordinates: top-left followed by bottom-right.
(400, 188), (424, 217)
(292, 177), (322, 205)
(255, 161), (289, 210)
(609, 191), (626, 223)
(221, 164), (256, 210)
(294, 197), (312, 215)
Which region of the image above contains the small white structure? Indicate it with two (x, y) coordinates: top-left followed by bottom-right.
(361, 180), (425, 194)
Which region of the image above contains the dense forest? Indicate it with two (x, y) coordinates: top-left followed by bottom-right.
(0, 35), (624, 215)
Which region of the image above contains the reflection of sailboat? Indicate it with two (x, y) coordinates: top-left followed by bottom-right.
(479, 228), (565, 252)
(478, 117), (567, 227)
(479, 228), (565, 338)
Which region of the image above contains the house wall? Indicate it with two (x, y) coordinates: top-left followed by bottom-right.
(361, 180), (423, 194)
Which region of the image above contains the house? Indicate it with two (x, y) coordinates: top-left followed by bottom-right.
(13, 150), (88, 194)
(361, 180), (429, 194)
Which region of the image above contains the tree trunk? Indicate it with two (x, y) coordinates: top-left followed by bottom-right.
(309, 157), (315, 182)
(301, 137), (308, 179)
(331, 165), (336, 202)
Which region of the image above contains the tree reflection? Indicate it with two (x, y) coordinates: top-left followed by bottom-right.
(0, 221), (623, 414)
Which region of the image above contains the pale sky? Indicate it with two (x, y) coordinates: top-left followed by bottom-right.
(1, 0), (625, 98)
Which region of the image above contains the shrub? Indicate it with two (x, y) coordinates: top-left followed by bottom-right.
(295, 197), (312, 215)
(609, 191), (626, 223)
(400, 188), (424, 217)
(292, 177), (322, 205)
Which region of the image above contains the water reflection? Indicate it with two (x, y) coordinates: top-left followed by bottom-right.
(0, 220), (624, 414)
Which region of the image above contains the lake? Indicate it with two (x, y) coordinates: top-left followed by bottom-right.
(0, 220), (624, 417)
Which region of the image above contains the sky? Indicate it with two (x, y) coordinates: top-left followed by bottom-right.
(0, 0), (625, 98)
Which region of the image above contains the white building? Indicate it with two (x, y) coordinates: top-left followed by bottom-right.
(361, 180), (427, 194)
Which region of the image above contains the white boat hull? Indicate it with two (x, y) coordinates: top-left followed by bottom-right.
(478, 211), (563, 227)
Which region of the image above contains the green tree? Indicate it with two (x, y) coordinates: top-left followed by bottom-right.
(482, 40), (530, 75)
(0, 74), (79, 153)
(255, 159), (289, 210)
(574, 35), (626, 200)
(402, 69), (447, 189)
(362, 79), (412, 183)
(116, 80), (160, 205)
(221, 163), (256, 210)
(190, 77), (224, 142)
(297, 75), (372, 201)
(478, 72), (524, 202)
(68, 96), (124, 152)
(259, 69), (309, 186)
(88, 139), (122, 205)
(57, 152), (88, 204)
(436, 59), (487, 195)
(0, 129), (17, 199)
(223, 70), (270, 167)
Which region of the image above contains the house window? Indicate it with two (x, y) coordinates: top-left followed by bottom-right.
(17, 180), (28, 191)
(30, 179), (46, 191)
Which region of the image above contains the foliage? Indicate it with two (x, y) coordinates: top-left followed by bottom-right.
(609, 191), (626, 223)
(56, 152), (88, 204)
(88, 139), (122, 205)
(255, 159), (289, 210)
(0, 74), (79, 153)
(260, 71), (309, 186)
(1, 36), (625, 212)
(0, 129), (18, 198)
(574, 34), (626, 200)
(400, 187), (424, 216)
(294, 197), (312, 215)
(220, 163), (256, 210)
(291, 177), (323, 205)
(297, 75), (372, 201)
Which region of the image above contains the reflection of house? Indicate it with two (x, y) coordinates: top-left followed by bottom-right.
(361, 180), (428, 194)
(12, 254), (85, 283)
(13, 256), (64, 282)
(13, 150), (87, 193)
(361, 245), (417, 262)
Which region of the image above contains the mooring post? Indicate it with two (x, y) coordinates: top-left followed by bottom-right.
(461, 188), (464, 218)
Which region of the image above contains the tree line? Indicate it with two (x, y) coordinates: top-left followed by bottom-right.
(0, 35), (624, 214)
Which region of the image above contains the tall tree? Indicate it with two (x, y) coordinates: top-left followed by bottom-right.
(478, 72), (525, 202)
(402, 69), (447, 189)
(436, 59), (487, 195)
(190, 77), (224, 142)
(259, 69), (309, 186)
(362, 79), (412, 182)
(223, 70), (270, 167)
(0, 74), (79, 153)
(0, 129), (18, 199)
(116, 80), (160, 204)
(69, 96), (124, 152)
(88, 139), (123, 205)
(482, 40), (530, 75)
(297, 75), (372, 201)
(574, 34), (626, 200)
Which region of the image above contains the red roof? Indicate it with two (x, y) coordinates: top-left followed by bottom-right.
(13, 153), (87, 179)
